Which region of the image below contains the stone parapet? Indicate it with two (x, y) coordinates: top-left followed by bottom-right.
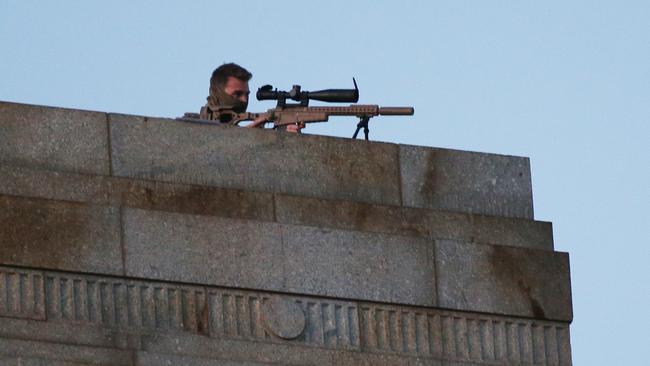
(400, 145), (533, 218)
(1, 100), (534, 219)
(0, 101), (110, 176)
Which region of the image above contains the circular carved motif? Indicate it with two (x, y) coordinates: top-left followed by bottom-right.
(262, 296), (306, 339)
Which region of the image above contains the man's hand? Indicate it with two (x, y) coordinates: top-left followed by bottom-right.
(285, 122), (306, 133)
(245, 117), (305, 134)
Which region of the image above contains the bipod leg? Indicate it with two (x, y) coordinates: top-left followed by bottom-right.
(352, 116), (371, 140)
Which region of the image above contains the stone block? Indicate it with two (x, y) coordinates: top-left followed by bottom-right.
(329, 352), (441, 366)
(123, 207), (436, 306)
(109, 114), (401, 205)
(282, 225), (436, 306)
(400, 145), (533, 219)
(0, 165), (275, 222)
(0, 101), (109, 175)
(0, 316), (143, 352)
(275, 194), (553, 250)
(0, 195), (122, 275)
(122, 208), (285, 290)
(469, 215), (553, 250)
(0, 337), (133, 365)
(135, 352), (274, 366)
(274, 194), (431, 238)
(0, 165), (107, 204)
(141, 332), (439, 366)
(141, 332), (319, 365)
(435, 240), (572, 321)
(109, 176), (275, 222)
(0, 357), (106, 366)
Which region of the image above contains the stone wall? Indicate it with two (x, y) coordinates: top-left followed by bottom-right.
(0, 100), (572, 365)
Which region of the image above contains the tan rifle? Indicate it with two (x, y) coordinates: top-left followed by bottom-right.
(178, 79), (414, 140)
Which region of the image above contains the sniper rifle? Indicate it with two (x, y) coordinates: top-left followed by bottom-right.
(178, 79), (414, 140)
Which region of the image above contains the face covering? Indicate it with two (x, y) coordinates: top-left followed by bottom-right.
(207, 85), (248, 114)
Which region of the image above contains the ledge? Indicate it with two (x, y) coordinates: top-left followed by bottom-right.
(1, 100), (534, 219)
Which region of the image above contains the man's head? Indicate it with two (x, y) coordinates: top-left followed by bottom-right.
(208, 63), (253, 113)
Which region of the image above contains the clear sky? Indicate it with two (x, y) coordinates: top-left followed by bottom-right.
(1, 1), (649, 364)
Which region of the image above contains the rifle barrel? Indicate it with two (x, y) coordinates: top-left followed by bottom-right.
(299, 105), (414, 116)
(378, 107), (414, 115)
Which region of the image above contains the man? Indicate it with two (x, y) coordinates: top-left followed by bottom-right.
(201, 63), (303, 132)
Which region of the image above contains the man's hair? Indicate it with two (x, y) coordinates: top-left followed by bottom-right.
(210, 63), (253, 90)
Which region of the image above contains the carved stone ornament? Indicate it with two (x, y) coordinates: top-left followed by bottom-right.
(262, 296), (306, 339)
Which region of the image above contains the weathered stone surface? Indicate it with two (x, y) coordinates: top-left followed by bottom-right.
(205, 288), (360, 350)
(142, 332), (439, 366)
(0, 315), (143, 351)
(0, 101), (109, 175)
(123, 208), (285, 290)
(469, 214), (553, 250)
(0, 101), (572, 365)
(110, 177), (275, 221)
(282, 225), (436, 306)
(435, 240), (572, 321)
(0, 165), (550, 251)
(0, 337), (133, 365)
(275, 194), (553, 250)
(274, 194), (430, 238)
(0, 264), (361, 351)
(0, 264), (572, 365)
(400, 145), (534, 219)
(427, 211), (553, 251)
(135, 352), (275, 366)
(0, 357), (108, 366)
(109, 114), (402, 206)
(0, 195), (122, 275)
(358, 302), (572, 365)
(329, 353), (441, 366)
(123, 207), (435, 306)
(39, 270), (209, 335)
(140, 331), (316, 364)
(0, 165), (275, 222)
(0, 165), (106, 204)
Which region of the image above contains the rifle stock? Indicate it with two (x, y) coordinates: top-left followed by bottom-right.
(240, 105), (414, 127)
(179, 105), (414, 138)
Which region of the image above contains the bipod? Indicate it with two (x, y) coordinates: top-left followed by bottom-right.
(352, 116), (371, 140)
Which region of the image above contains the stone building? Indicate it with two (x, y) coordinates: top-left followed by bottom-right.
(0, 101), (572, 365)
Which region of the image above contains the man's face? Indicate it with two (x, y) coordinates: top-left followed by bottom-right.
(223, 76), (250, 104)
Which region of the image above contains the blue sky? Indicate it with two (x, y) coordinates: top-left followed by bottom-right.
(1, 1), (649, 364)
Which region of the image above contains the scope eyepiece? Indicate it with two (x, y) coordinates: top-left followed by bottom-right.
(256, 85), (285, 101)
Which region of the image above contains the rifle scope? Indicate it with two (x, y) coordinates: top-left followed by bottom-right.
(257, 78), (359, 105)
